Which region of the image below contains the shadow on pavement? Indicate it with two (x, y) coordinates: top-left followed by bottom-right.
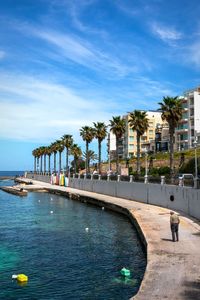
(161, 238), (173, 242)
(181, 280), (200, 299)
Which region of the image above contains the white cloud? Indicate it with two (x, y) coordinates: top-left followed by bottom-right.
(0, 73), (113, 142)
(33, 29), (133, 77)
(151, 23), (182, 43)
(14, 22), (136, 78)
(188, 41), (200, 67)
(0, 50), (6, 59)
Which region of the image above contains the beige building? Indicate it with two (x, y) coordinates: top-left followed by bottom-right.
(123, 111), (164, 158)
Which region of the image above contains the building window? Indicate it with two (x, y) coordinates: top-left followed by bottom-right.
(129, 144), (134, 149)
(129, 136), (134, 142)
(149, 130), (154, 134)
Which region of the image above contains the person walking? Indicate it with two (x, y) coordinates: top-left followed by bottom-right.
(170, 211), (180, 242)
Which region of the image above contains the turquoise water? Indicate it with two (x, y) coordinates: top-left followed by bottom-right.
(0, 179), (146, 299)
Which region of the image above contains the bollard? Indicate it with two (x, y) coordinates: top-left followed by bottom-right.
(179, 178), (183, 187)
(117, 175), (120, 182)
(107, 174), (110, 181)
(98, 174), (101, 181)
(161, 176), (165, 185)
(73, 174), (75, 179)
(78, 174), (81, 179)
(91, 174), (93, 180)
(130, 175), (133, 182)
(84, 174), (87, 180)
(144, 175), (148, 184)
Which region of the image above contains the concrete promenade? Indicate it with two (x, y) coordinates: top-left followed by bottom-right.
(17, 178), (200, 299)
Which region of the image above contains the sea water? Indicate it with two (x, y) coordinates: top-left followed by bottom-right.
(0, 179), (146, 300)
(0, 171), (24, 177)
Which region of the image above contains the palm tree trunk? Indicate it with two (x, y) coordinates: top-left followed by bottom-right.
(116, 137), (119, 174)
(34, 157), (36, 173)
(40, 156), (43, 173)
(59, 151), (62, 173)
(98, 140), (101, 173)
(66, 148), (69, 173)
(44, 154), (46, 174)
(48, 155), (51, 173)
(86, 142), (89, 174)
(74, 157), (77, 173)
(169, 128), (174, 177)
(37, 157), (39, 173)
(136, 133), (140, 174)
(54, 152), (56, 172)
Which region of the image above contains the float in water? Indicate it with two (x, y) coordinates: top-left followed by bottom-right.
(12, 274), (28, 282)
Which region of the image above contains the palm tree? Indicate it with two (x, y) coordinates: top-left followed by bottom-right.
(71, 143), (82, 173)
(34, 148), (40, 173)
(80, 126), (95, 173)
(128, 110), (149, 174)
(62, 134), (73, 173)
(37, 146), (45, 173)
(56, 140), (64, 173)
(109, 116), (126, 174)
(83, 150), (97, 173)
(50, 142), (58, 173)
(93, 122), (107, 174)
(158, 96), (183, 176)
(32, 149), (38, 173)
(46, 146), (52, 174)
(43, 146), (49, 174)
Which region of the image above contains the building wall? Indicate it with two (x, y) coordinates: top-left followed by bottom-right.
(176, 87), (200, 150)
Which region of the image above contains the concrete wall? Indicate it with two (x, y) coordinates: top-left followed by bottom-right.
(26, 173), (200, 220)
(69, 178), (200, 220)
(26, 173), (51, 183)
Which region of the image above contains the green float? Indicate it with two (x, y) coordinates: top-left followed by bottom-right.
(120, 267), (131, 277)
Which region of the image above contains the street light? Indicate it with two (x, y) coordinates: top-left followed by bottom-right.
(108, 152), (111, 173)
(144, 148), (148, 184)
(194, 138), (198, 188)
(126, 155), (130, 175)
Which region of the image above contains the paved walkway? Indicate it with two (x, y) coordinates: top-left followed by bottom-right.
(17, 178), (200, 299)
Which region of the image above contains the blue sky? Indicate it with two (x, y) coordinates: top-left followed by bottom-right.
(1, 0), (200, 170)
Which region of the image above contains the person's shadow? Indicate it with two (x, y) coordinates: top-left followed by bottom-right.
(161, 238), (173, 242)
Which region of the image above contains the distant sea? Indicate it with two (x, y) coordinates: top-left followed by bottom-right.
(0, 171), (24, 177)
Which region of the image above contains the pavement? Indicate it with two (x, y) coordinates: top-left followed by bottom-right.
(16, 178), (200, 299)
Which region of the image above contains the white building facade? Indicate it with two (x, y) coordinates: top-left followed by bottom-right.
(175, 86), (200, 150)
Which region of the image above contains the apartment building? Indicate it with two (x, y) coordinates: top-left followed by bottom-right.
(123, 111), (164, 157)
(175, 86), (200, 150)
(108, 111), (164, 159)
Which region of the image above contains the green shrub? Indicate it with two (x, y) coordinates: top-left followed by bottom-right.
(179, 158), (200, 174)
(158, 166), (171, 175)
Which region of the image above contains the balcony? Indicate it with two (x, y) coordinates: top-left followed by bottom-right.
(181, 98), (188, 103)
(176, 128), (188, 133)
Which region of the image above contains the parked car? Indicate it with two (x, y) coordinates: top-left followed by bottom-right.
(178, 174), (194, 187)
(178, 174), (194, 180)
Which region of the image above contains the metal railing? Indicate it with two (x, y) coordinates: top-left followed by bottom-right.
(26, 172), (196, 188)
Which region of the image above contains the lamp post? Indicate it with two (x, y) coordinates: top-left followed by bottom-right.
(108, 152), (111, 173)
(194, 139), (198, 188)
(144, 148), (148, 184)
(126, 155), (130, 175)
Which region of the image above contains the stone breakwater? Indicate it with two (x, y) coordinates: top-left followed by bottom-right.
(15, 178), (200, 300)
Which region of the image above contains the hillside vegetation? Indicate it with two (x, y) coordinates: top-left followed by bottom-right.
(101, 146), (200, 176)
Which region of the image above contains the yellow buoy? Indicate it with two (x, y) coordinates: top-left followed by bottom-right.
(17, 274), (28, 282)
